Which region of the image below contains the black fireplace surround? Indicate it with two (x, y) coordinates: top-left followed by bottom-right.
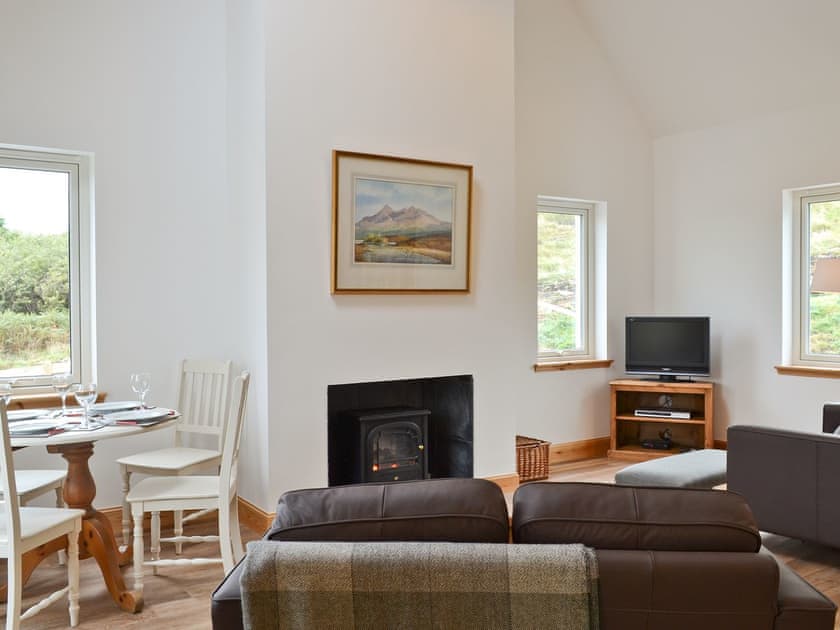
(327, 375), (473, 486)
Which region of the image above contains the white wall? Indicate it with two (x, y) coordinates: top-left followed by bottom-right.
(225, 0), (270, 508)
(263, 0), (518, 495)
(653, 102), (840, 438)
(1, 0), (658, 512)
(0, 1), (261, 507)
(514, 0), (654, 443)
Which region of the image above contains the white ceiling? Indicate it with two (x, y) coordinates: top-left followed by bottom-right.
(571, 0), (840, 137)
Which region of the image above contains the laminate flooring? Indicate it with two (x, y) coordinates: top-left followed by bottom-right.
(10, 459), (840, 628)
(6, 521), (263, 629)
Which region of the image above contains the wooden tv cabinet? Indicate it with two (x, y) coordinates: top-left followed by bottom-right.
(609, 379), (714, 461)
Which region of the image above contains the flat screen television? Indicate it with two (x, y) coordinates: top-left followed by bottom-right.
(625, 316), (710, 380)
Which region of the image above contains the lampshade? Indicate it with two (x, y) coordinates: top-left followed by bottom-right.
(811, 258), (840, 293)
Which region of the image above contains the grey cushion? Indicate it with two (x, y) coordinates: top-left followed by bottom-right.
(614, 449), (727, 489)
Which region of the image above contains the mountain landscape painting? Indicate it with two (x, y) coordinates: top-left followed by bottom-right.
(353, 177), (454, 265)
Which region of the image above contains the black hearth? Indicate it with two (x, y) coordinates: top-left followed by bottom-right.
(327, 375), (473, 486)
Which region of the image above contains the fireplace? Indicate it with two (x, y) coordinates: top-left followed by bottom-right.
(343, 408), (429, 483)
(328, 375), (473, 486)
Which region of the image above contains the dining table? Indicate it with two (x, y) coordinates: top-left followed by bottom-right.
(4, 405), (179, 613)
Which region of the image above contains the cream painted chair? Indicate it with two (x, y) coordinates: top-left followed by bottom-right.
(12, 470), (68, 565)
(117, 358), (233, 551)
(0, 401), (82, 630)
(127, 371), (249, 599)
(14, 470), (66, 508)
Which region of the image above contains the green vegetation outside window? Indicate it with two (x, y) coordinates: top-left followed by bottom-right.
(537, 197), (593, 359)
(805, 192), (840, 357)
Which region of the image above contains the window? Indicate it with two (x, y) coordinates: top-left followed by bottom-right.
(784, 184), (840, 367)
(0, 146), (93, 390)
(537, 196), (596, 361)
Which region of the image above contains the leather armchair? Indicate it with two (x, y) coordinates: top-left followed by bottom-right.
(728, 421), (840, 549)
(822, 402), (840, 434)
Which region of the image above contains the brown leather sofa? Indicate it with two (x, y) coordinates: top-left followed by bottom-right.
(728, 409), (840, 549)
(211, 478), (836, 629)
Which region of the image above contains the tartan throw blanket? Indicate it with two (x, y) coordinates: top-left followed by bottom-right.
(240, 541), (599, 630)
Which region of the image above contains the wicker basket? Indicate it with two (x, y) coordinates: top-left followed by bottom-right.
(516, 435), (550, 482)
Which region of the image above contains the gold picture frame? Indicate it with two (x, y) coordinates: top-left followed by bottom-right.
(331, 150), (473, 294)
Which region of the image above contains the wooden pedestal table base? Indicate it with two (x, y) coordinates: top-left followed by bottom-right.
(49, 441), (142, 612)
(0, 441), (142, 612)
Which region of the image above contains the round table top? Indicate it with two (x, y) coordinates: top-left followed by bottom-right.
(10, 411), (179, 448)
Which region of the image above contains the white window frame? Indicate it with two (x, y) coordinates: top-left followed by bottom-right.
(0, 145), (94, 392)
(783, 183), (840, 367)
(537, 195), (606, 363)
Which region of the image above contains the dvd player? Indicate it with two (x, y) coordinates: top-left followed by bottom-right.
(634, 408), (691, 419)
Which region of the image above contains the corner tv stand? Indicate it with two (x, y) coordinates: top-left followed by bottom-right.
(609, 379), (714, 461)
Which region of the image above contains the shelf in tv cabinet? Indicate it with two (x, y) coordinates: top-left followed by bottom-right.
(609, 379), (715, 461)
(615, 415), (705, 425)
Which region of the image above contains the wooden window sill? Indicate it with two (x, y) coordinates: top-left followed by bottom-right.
(6, 392), (107, 410)
(533, 359), (614, 372)
(775, 365), (840, 379)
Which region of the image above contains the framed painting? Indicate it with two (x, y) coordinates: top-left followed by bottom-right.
(331, 150), (473, 294)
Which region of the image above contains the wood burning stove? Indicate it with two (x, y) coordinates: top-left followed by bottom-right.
(337, 407), (429, 484)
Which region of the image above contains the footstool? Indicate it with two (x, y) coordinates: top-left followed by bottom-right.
(614, 448), (727, 489)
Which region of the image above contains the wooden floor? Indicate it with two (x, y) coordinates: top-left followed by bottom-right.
(7, 521), (263, 629)
(9, 458), (840, 628)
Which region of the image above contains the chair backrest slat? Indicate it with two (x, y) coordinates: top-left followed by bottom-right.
(220, 371), (250, 503)
(0, 401), (22, 552)
(175, 359), (233, 450)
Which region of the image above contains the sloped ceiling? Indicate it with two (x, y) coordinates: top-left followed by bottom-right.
(572, 0), (840, 137)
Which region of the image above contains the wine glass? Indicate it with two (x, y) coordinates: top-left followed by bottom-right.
(52, 373), (73, 415)
(130, 372), (151, 409)
(73, 382), (98, 429)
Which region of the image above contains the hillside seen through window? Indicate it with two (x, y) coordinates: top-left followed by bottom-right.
(0, 166), (71, 379)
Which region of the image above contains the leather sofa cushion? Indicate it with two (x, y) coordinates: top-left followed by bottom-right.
(513, 482), (761, 551)
(596, 548), (779, 630)
(266, 478), (510, 543)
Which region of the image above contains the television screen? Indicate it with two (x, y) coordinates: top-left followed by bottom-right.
(625, 316), (710, 380)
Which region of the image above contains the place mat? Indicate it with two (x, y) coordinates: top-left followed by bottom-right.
(7, 409), (49, 422)
(110, 408), (176, 426)
(91, 401), (141, 413)
(9, 419), (66, 437)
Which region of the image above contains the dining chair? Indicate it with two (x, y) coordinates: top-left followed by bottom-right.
(0, 401), (83, 630)
(117, 358), (233, 551)
(127, 371), (249, 599)
(14, 470), (67, 508)
(4, 413), (67, 512)
(13, 470), (69, 564)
